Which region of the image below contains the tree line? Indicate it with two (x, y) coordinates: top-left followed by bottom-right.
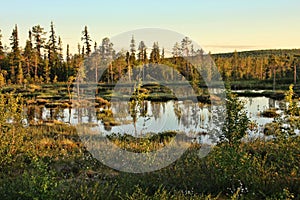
(213, 49), (300, 84)
(0, 22), (207, 86)
(0, 22), (299, 87)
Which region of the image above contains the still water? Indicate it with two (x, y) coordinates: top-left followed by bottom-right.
(25, 96), (282, 137)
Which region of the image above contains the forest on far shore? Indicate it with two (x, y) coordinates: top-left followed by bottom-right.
(0, 22), (300, 88)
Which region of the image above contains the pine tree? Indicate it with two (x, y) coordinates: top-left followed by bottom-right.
(81, 26), (92, 57)
(49, 22), (57, 52)
(138, 41), (147, 63)
(172, 42), (181, 58)
(0, 29), (4, 60)
(23, 30), (34, 78)
(130, 35), (136, 55)
(161, 48), (165, 60)
(32, 25), (46, 57)
(0, 30), (5, 73)
(10, 25), (21, 62)
(150, 42), (160, 64)
(66, 44), (71, 78)
(181, 37), (192, 57)
(86, 43), (101, 83)
(57, 36), (66, 81)
(94, 41), (97, 52)
(128, 36), (136, 66)
(47, 21), (59, 82)
(9, 25), (21, 83)
(100, 37), (114, 61)
(58, 36), (63, 61)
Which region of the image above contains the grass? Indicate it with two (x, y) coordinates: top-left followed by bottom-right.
(0, 122), (299, 199)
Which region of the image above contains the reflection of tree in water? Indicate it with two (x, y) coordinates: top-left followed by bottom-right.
(177, 101), (210, 133)
(162, 102), (166, 114)
(129, 99), (138, 135)
(173, 102), (182, 123)
(57, 108), (65, 121)
(113, 102), (129, 121)
(68, 108), (72, 123)
(181, 101), (191, 128)
(26, 106), (44, 124)
(26, 105), (70, 124)
(87, 108), (93, 123)
(191, 103), (200, 128)
(26, 106), (36, 123)
(151, 102), (161, 120)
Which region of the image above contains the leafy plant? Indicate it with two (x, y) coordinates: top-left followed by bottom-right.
(221, 88), (250, 144)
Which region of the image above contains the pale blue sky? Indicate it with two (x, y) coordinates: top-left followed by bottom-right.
(1, 0), (300, 54)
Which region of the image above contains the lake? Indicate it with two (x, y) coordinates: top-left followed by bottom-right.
(24, 96), (284, 141)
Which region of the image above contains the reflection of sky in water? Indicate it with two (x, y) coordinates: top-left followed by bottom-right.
(39, 97), (285, 140)
(24, 95), (300, 146)
(96, 101), (211, 136)
(238, 96), (281, 127)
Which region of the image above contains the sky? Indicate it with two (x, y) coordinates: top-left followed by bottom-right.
(1, 0), (300, 54)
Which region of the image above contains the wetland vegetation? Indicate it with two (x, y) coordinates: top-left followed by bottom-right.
(0, 23), (300, 199)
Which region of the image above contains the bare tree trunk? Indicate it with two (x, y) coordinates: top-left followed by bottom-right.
(34, 54), (38, 80)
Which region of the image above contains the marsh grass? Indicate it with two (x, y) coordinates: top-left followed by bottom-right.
(0, 89), (300, 199)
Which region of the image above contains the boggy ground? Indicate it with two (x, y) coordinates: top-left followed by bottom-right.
(0, 123), (299, 199)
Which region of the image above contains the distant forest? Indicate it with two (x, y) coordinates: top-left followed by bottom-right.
(0, 22), (299, 86)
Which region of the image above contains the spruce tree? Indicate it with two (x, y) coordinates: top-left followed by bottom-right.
(10, 25), (20, 62)
(0, 29), (4, 60)
(9, 25), (21, 83)
(161, 48), (165, 60)
(66, 44), (71, 78)
(32, 25), (46, 57)
(129, 36), (136, 64)
(181, 36), (192, 57)
(47, 21), (59, 81)
(138, 41), (146, 63)
(172, 42), (181, 58)
(23, 30), (34, 78)
(81, 26), (92, 57)
(150, 42), (160, 64)
(32, 25), (46, 81)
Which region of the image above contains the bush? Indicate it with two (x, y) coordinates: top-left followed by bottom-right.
(221, 89), (250, 144)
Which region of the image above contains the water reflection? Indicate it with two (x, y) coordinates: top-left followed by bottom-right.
(239, 96), (280, 126)
(24, 97), (283, 137)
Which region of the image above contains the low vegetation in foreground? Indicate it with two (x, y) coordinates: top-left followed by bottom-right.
(0, 86), (299, 200)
